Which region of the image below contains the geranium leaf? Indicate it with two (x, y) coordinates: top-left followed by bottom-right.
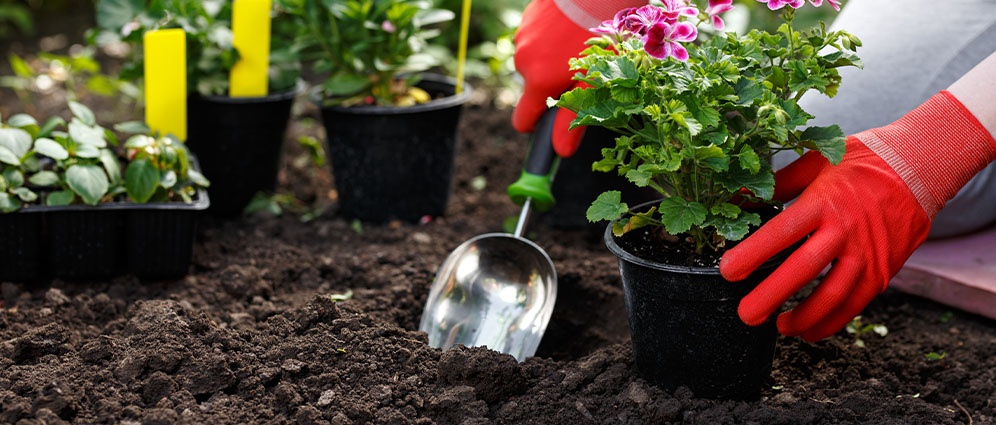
(657, 197), (707, 235)
(587, 191), (628, 223)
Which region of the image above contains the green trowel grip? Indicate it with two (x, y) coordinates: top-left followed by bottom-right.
(507, 108), (559, 212)
(508, 170), (555, 211)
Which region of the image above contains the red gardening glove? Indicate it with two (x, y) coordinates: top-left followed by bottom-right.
(513, 0), (589, 157)
(721, 91), (996, 341)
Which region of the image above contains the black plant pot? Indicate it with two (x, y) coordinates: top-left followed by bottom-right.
(605, 200), (794, 399)
(0, 161), (209, 282)
(543, 125), (657, 230)
(187, 89), (297, 217)
(317, 74), (470, 223)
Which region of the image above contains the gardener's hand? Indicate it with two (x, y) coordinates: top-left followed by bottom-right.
(512, 0), (592, 157)
(720, 91), (996, 341)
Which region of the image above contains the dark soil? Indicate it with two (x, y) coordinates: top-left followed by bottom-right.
(1, 98), (995, 424)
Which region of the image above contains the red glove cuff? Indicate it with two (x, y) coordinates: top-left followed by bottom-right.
(552, 0), (648, 30)
(855, 90), (996, 219)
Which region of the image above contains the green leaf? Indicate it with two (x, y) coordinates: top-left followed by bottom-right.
(669, 112), (702, 136)
(125, 158), (160, 203)
(33, 138), (69, 160)
(657, 197), (707, 235)
(160, 170), (177, 189)
(124, 134), (154, 148)
(717, 162), (776, 200)
(68, 101), (96, 126)
(415, 8), (455, 26)
(99, 149), (122, 184)
(324, 74), (370, 96)
(187, 169), (210, 187)
(46, 190), (75, 206)
(75, 144), (101, 159)
(95, 0), (143, 29)
(66, 164), (109, 205)
(7, 114), (39, 137)
(113, 121), (150, 134)
(68, 120), (106, 147)
(612, 206), (657, 237)
(3, 168), (23, 187)
(28, 171), (60, 186)
(680, 94), (721, 129)
(704, 212), (760, 241)
(800, 125), (847, 165)
(587, 191), (628, 223)
(739, 145), (761, 174)
(0, 146), (20, 165)
(38, 117), (66, 138)
(0, 193), (21, 213)
(734, 78), (763, 105)
(8, 53), (32, 77)
(555, 86), (643, 129)
(0, 128), (33, 158)
(625, 168), (652, 187)
(11, 187), (37, 202)
(687, 145), (728, 172)
(710, 203), (741, 219)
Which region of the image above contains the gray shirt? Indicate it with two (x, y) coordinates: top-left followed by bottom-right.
(774, 0), (996, 238)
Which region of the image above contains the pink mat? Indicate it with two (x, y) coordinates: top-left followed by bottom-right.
(891, 225), (996, 320)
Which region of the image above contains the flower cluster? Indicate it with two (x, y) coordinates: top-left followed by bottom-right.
(593, 0), (840, 62)
(759, 0), (841, 11)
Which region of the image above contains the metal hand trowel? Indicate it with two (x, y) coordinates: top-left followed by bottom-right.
(419, 109), (561, 362)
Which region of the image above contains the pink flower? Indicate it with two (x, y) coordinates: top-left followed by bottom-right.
(656, 0), (700, 23)
(644, 21), (697, 62)
(705, 0), (735, 30)
(381, 20), (396, 33)
(757, 0), (804, 10)
(622, 5), (667, 35)
(591, 7), (635, 35)
(808, 0), (841, 11)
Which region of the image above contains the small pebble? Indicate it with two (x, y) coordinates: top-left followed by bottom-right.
(317, 390), (335, 407)
(411, 232), (431, 244)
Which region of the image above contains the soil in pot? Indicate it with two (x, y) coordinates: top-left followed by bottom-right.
(186, 89), (297, 217)
(318, 74), (470, 223)
(607, 203), (796, 399)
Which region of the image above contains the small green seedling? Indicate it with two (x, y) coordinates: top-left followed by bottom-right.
(0, 102), (208, 212)
(329, 290), (353, 301)
(845, 316), (888, 348)
(924, 352), (947, 361)
(939, 311), (954, 324)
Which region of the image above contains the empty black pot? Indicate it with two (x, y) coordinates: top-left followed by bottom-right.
(605, 200), (795, 399)
(317, 74), (470, 223)
(187, 89), (297, 216)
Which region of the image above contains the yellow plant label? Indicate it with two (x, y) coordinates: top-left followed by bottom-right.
(229, 0), (272, 97)
(144, 28), (187, 141)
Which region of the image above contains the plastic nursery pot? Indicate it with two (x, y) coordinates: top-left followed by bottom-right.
(187, 88), (297, 217)
(317, 74), (471, 223)
(605, 200), (796, 399)
(0, 162), (210, 282)
(543, 125), (658, 230)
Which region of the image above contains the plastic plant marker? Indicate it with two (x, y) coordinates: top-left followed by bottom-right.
(229, 0), (271, 97)
(144, 29), (187, 141)
(454, 0), (471, 94)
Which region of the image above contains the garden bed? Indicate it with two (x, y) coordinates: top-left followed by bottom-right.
(0, 105), (994, 425)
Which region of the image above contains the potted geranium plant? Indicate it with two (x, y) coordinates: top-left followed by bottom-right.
(91, 0), (301, 216)
(0, 102), (210, 281)
(549, 0), (859, 398)
(279, 0), (470, 223)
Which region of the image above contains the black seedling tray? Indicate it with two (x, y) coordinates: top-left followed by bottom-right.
(0, 174), (209, 282)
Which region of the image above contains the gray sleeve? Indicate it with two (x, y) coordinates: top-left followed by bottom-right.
(772, 0), (996, 238)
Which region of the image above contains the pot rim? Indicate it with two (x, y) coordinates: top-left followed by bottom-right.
(311, 73), (471, 115)
(604, 199), (789, 275)
(192, 81), (303, 104)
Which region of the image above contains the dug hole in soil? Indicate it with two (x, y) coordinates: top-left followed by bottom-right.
(0, 104), (994, 425)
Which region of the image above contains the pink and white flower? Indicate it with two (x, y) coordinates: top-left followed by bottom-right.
(591, 7), (636, 35)
(808, 0), (841, 11)
(644, 21), (698, 62)
(622, 5), (667, 35)
(655, 0), (700, 23)
(705, 0), (735, 30)
(757, 0), (805, 10)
